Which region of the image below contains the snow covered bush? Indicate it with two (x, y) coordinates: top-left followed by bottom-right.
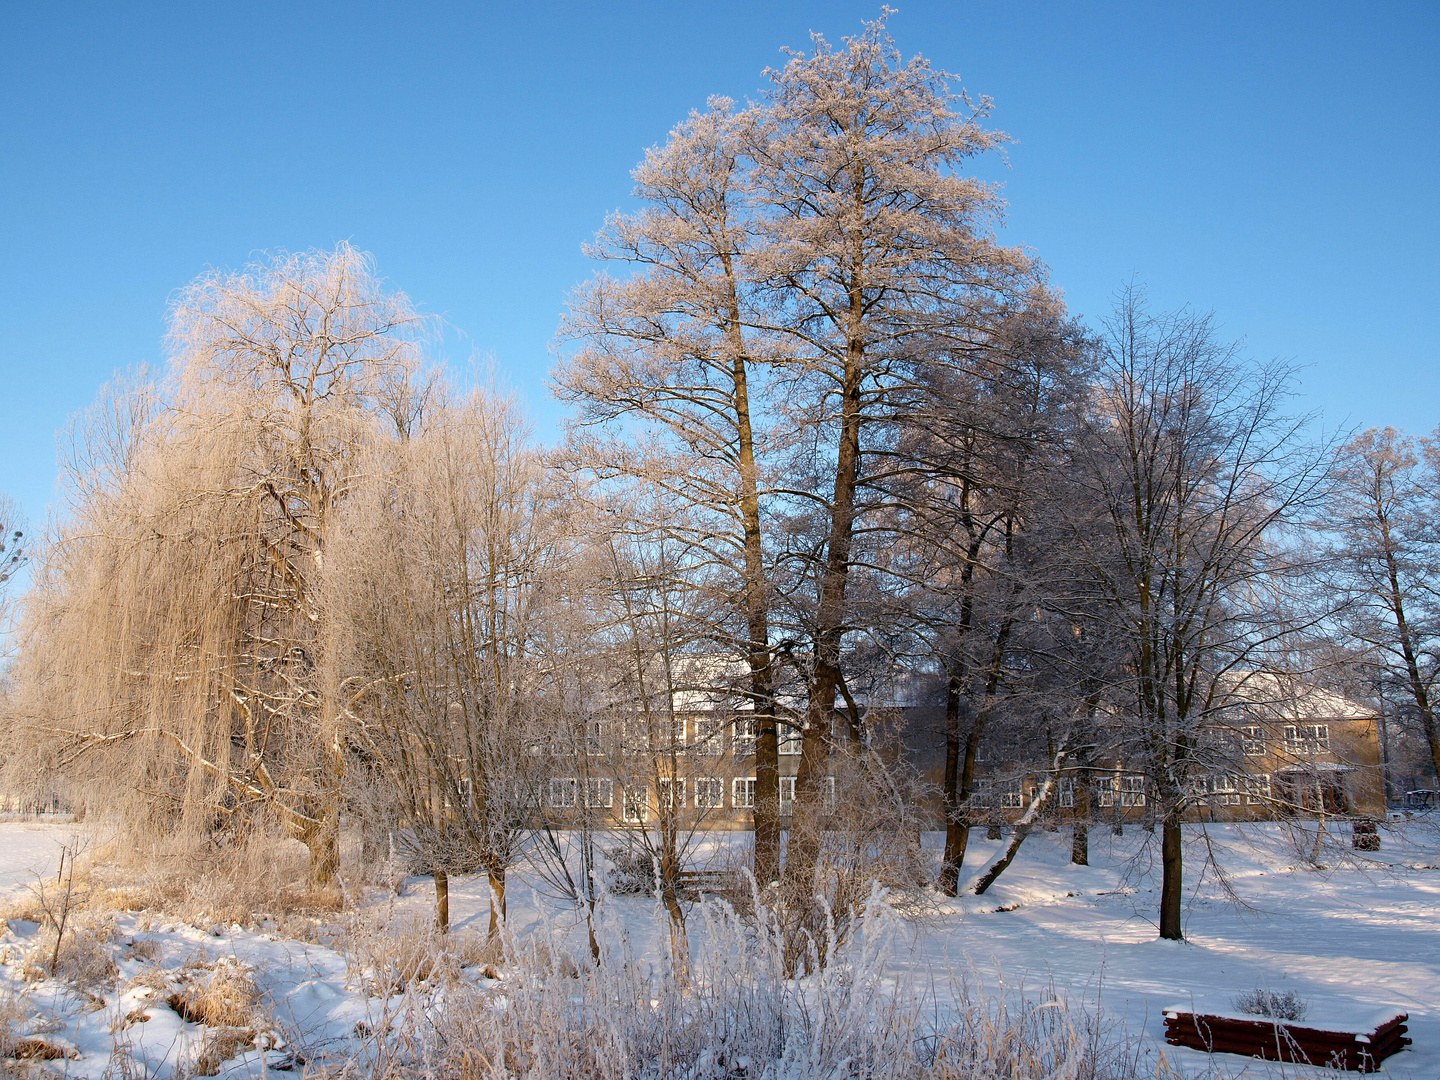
(605, 845), (656, 896)
(1232, 986), (1309, 1022)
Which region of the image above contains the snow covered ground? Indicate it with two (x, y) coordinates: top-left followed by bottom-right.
(0, 817), (1434, 1077)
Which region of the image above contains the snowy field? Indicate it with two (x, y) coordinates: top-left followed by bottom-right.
(0, 818), (1435, 1077)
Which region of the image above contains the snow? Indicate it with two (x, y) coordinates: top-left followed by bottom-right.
(0, 818), (1434, 1077)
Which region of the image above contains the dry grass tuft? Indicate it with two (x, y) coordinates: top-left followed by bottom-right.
(22, 912), (119, 987)
(87, 833), (347, 927)
(345, 914), (456, 995)
(193, 1026), (258, 1076)
(166, 956), (260, 1028)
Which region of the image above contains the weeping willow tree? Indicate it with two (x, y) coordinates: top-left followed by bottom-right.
(10, 244), (425, 885)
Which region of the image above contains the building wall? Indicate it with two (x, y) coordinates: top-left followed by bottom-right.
(531, 703), (1387, 833)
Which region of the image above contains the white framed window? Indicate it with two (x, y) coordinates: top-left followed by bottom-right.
(733, 716), (757, 757)
(1284, 724), (1330, 754)
(1000, 779), (1024, 809)
(1243, 773), (1271, 804)
(779, 775), (796, 811)
(778, 723), (802, 755)
(586, 777), (613, 809)
(1240, 726), (1266, 756)
(622, 785), (648, 823)
(585, 719), (605, 757)
(624, 717), (651, 754)
(1191, 775), (1210, 798)
(1058, 777), (1075, 808)
(693, 717), (725, 756)
(1120, 775), (1146, 807)
(973, 778), (994, 808)
(825, 775), (836, 808)
(549, 777), (577, 808)
(1210, 774), (1240, 806)
(694, 776), (724, 809)
(732, 777), (756, 808)
(456, 776), (474, 808)
(658, 778), (686, 812)
(517, 780), (539, 809)
(1097, 775), (1118, 808)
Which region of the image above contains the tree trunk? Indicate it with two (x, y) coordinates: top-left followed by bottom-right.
(1158, 812), (1183, 940)
(487, 864), (506, 942)
(973, 824), (1030, 895)
(1071, 766), (1090, 865)
(938, 674), (966, 895)
(296, 813), (340, 890)
(728, 326), (781, 887)
(941, 689), (984, 895)
(1072, 820), (1089, 865)
(434, 869), (450, 934)
(974, 773), (1057, 894)
(1382, 532), (1440, 784)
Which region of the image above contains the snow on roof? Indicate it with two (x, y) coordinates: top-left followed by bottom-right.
(1217, 671), (1377, 722)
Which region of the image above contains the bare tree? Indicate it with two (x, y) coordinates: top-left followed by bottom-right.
(1068, 285), (1333, 940)
(335, 384), (558, 934)
(883, 302), (1091, 895)
(1324, 428), (1440, 787)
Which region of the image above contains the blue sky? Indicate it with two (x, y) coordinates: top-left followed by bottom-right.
(2, 1), (1436, 529)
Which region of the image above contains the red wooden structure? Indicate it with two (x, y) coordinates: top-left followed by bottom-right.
(1163, 1010), (1409, 1072)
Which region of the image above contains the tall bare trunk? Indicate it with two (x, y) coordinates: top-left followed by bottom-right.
(938, 673), (966, 895)
(1071, 763), (1091, 866)
(1158, 811), (1183, 940)
(787, 354), (863, 895)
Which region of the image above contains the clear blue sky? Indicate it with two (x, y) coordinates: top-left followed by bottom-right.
(2, 1), (1436, 529)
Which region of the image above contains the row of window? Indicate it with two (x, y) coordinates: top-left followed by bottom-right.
(543, 775), (834, 815)
(1192, 772), (1273, 805)
(982, 772), (1283, 811)
(578, 717), (803, 757)
(1236, 724), (1330, 756)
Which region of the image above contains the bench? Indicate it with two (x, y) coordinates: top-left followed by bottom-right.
(675, 868), (742, 901)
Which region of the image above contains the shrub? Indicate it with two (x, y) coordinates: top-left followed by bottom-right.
(1232, 987), (1309, 1022)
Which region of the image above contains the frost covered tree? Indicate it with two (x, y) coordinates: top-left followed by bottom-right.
(12, 244), (425, 885)
(1325, 427), (1440, 786)
(333, 384), (560, 933)
(1068, 287), (1332, 940)
(556, 100), (791, 883)
(745, 18), (1033, 897)
(882, 301), (1094, 895)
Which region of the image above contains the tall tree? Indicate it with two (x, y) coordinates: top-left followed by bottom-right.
(556, 101), (791, 882)
(1327, 428), (1440, 786)
(886, 302), (1090, 895)
(1069, 286), (1332, 940)
(13, 245), (424, 885)
(746, 17), (1031, 894)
